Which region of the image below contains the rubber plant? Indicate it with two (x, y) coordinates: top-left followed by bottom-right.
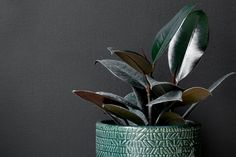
(72, 4), (235, 127)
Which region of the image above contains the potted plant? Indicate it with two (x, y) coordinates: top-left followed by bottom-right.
(72, 4), (235, 157)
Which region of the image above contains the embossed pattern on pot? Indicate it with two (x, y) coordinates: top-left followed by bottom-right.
(96, 121), (201, 157)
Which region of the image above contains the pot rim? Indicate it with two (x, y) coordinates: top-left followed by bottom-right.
(97, 120), (201, 129)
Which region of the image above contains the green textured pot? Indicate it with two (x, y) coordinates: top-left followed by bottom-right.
(96, 120), (201, 157)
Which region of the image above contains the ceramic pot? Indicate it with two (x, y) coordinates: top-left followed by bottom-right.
(96, 120), (201, 157)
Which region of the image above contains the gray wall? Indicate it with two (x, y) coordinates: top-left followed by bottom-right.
(0, 0), (235, 157)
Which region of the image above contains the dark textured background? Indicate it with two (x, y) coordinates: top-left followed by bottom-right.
(0, 0), (235, 157)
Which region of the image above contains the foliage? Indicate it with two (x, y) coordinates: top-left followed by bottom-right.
(72, 4), (235, 126)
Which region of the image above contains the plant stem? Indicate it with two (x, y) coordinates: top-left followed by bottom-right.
(182, 103), (197, 119)
(146, 87), (151, 125)
(145, 74), (152, 125)
(172, 75), (176, 85)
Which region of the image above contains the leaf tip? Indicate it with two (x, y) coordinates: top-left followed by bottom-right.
(94, 60), (101, 65)
(107, 47), (114, 55)
(72, 90), (81, 96)
(209, 91), (213, 96)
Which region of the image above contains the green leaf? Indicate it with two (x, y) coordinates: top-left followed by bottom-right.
(152, 4), (195, 63)
(128, 108), (148, 125)
(147, 90), (182, 107)
(131, 86), (148, 112)
(96, 59), (147, 89)
(102, 104), (145, 126)
(124, 92), (137, 105)
(182, 72), (236, 118)
(168, 10), (209, 83)
(147, 76), (183, 96)
(72, 90), (140, 110)
(72, 90), (126, 125)
(96, 91), (141, 110)
(124, 92), (148, 125)
(181, 87), (211, 106)
(108, 47), (153, 74)
(208, 72), (236, 92)
(158, 112), (185, 125)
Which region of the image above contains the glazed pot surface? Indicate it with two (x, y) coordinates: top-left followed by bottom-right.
(96, 120), (201, 157)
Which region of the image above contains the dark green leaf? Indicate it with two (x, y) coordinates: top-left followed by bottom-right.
(147, 90), (182, 107)
(152, 4), (195, 63)
(108, 47), (153, 74)
(132, 86), (148, 112)
(128, 108), (148, 125)
(102, 104), (145, 125)
(208, 72), (236, 92)
(106, 112), (127, 125)
(96, 59), (147, 89)
(124, 92), (137, 105)
(158, 112), (185, 125)
(182, 72), (236, 118)
(72, 90), (126, 125)
(124, 92), (148, 125)
(168, 10), (209, 83)
(72, 90), (140, 110)
(147, 76), (183, 96)
(181, 87), (211, 106)
(96, 91), (141, 110)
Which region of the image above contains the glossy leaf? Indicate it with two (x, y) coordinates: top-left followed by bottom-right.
(152, 4), (195, 63)
(208, 72), (236, 92)
(72, 90), (140, 110)
(128, 108), (148, 125)
(132, 86), (148, 112)
(158, 112), (185, 125)
(182, 72), (236, 118)
(96, 91), (141, 110)
(147, 76), (183, 96)
(147, 90), (182, 107)
(102, 104), (145, 125)
(108, 47), (153, 74)
(124, 92), (137, 105)
(181, 87), (211, 105)
(72, 90), (127, 125)
(154, 101), (177, 125)
(124, 92), (148, 125)
(73, 90), (108, 108)
(96, 59), (147, 89)
(106, 112), (126, 125)
(168, 10), (209, 83)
